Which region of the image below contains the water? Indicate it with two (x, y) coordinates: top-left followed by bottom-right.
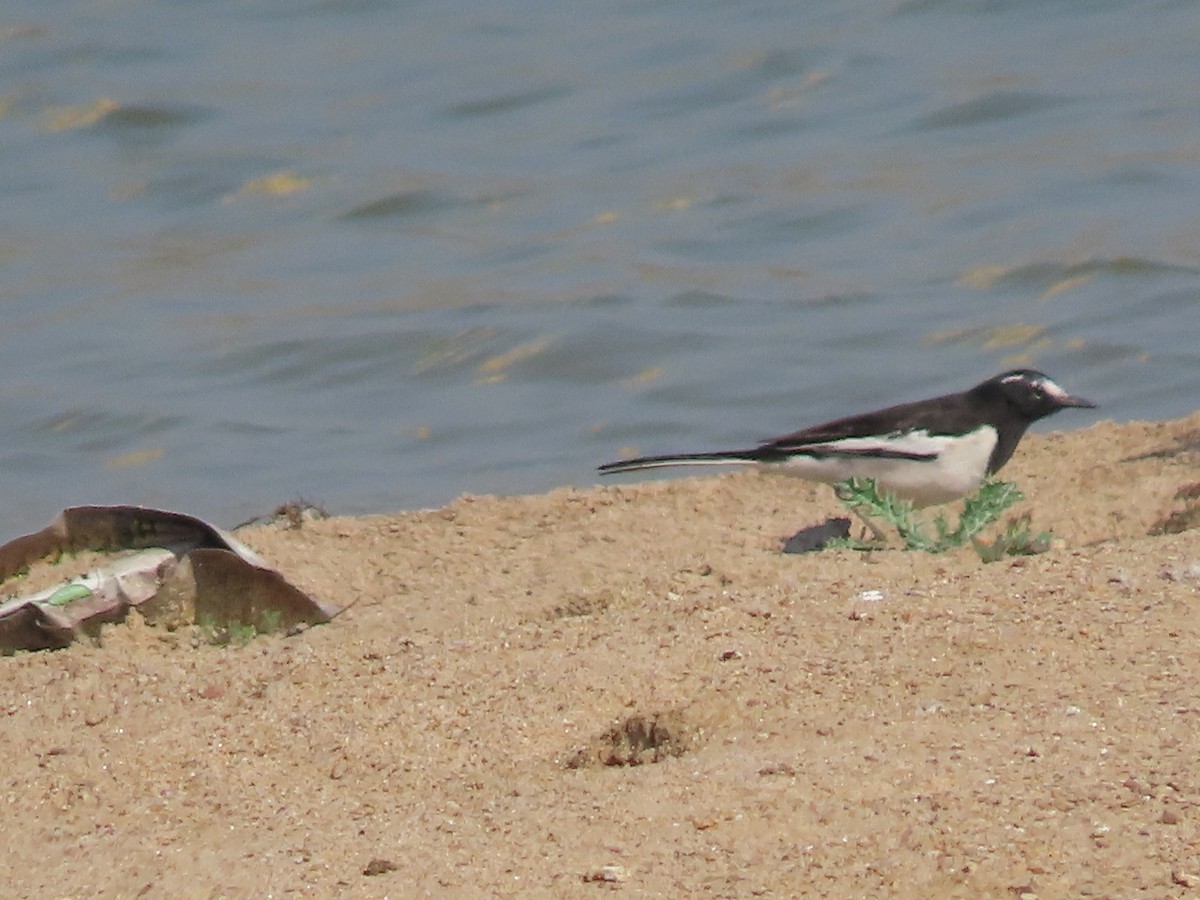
(1, 0), (1199, 537)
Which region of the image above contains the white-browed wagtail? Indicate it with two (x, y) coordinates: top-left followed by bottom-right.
(598, 369), (1095, 507)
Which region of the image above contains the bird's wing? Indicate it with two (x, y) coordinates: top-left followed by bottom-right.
(752, 394), (972, 462)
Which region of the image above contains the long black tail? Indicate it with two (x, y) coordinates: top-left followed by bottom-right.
(598, 450), (760, 475)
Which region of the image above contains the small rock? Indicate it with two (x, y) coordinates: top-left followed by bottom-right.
(582, 864), (628, 884)
(1122, 777), (1149, 797)
(758, 762), (796, 777)
(1172, 870), (1199, 888)
(198, 683), (226, 700)
(1161, 562), (1200, 583)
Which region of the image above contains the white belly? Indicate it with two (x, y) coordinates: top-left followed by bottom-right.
(766, 426), (999, 507)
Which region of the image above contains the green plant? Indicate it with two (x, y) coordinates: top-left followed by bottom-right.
(230, 621), (260, 646)
(257, 609), (283, 635)
(972, 512), (1053, 562)
(196, 615), (254, 647)
(197, 608), (285, 646)
(196, 612), (223, 645)
(828, 476), (1025, 553)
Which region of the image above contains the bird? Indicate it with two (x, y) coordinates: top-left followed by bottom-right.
(598, 369), (1095, 507)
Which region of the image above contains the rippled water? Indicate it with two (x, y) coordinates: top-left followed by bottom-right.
(2, 0), (1199, 536)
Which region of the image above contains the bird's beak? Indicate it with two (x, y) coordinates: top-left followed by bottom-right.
(1060, 393), (1097, 409)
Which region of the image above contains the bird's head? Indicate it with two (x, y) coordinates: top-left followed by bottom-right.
(982, 369), (1096, 423)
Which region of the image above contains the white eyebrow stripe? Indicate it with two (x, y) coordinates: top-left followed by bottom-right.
(1001, 373), (1071, 401)
(1040, 380), (1072, 402)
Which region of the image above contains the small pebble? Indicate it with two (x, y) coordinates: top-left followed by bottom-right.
(583, 864), (628, 884)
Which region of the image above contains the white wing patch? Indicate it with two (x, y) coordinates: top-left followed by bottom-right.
(796, 429), (950, 460)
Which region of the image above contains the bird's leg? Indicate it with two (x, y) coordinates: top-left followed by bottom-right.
(832, 479), (892, 546)
(849, 506), (889, 545)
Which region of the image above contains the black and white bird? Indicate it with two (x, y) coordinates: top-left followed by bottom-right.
(598, 369), (1095, 507)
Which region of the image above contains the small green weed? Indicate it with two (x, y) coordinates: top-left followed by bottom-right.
(227, 621), (259, 647)
(258, 609), (283, 635)
(972, 512), (1053, 562)
(827, 476), (1027, 554)
(197, 609), (284, 646)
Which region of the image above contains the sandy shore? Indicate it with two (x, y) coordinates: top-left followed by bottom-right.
(3, 414), (1200, 898)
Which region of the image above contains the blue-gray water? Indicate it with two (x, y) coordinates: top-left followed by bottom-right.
(2, 0), (1199, 538)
